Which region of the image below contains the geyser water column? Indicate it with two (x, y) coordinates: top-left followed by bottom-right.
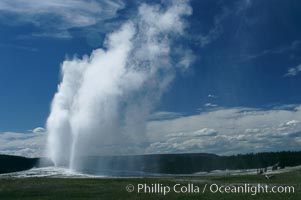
(46, 0), (193, 171)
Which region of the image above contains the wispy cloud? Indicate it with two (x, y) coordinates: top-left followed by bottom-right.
(198, 0), (252, 47)
(0, 42), (37, 52)
(285, 63), (301, 77)
(0, 0), (125, 39)
(240, 40), (301, 62)
(198, 6), (228, 47)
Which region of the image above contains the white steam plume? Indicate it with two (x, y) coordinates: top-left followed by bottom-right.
(46, 0), (192, 170)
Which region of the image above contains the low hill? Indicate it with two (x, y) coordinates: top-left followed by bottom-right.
(0, 155), (38, 174)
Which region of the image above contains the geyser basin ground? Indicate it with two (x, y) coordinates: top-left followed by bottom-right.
(0, 168), (300, 200)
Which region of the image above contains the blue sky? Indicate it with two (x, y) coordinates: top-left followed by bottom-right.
(0, 0), (301, 157)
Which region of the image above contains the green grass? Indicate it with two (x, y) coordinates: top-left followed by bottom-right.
(0, 170), (300, 199)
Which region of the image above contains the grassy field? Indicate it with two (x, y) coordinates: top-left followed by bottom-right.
(0, 170), (300, 200)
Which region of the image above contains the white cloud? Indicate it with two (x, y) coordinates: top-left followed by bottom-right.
(285, 63), (301, 77)
(167, 128), (218, 138)
(0, 0), (125, 38)
(245, 128), (260, 133)
(280, 120), (300, 127)
(286, 120), (299, 126)
(204, 103), (218, 107)
(2, 105), (301, 157)
(0, 128), (46, 158)
(208, 94), (218, 98)
(32, 127), (46, 134)
(146, 105), (301, 155)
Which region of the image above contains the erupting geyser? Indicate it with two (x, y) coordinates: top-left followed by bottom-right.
(46, 0), (193, 172)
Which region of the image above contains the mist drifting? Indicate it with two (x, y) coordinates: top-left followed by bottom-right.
(46, 0), (192, 171)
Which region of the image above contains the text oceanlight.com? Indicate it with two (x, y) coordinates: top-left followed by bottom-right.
(125, 183), (295, 195)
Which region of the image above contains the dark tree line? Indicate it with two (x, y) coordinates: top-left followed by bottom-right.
(0, 154), (38, 174)
(1, 151), (301, 174)
(77, 151), (301, 174)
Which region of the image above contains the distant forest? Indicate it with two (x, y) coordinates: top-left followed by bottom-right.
(1, 151), (301, 174)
